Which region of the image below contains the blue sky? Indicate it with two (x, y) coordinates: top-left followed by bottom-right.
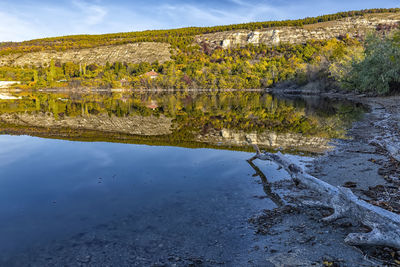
(0, 0), (399, 42)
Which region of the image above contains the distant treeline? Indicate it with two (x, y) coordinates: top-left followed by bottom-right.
(0, 8), (399, 54)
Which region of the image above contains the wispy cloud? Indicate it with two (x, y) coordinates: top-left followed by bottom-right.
(0, 11), (37, 41)
(156, 1), (285, 27)
(72, 0), (108, 26)
(228, 0), (252, 7)
(0, 0), (399, 42)
(159, 4), (248, 26)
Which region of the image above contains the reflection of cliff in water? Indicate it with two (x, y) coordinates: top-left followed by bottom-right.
(0, 112), (172, 136)
(196, 128), (332, 153)
(0, 91), (366, 153)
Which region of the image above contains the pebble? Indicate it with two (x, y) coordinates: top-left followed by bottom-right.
(76, 255), (91, 263)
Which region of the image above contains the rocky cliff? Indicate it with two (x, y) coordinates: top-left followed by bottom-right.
(195, 13), (400, 48)
(0, 42), (171, 67)
(1, 13), (399, 67)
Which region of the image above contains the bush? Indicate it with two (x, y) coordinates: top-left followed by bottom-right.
(344, 31), (400, 95)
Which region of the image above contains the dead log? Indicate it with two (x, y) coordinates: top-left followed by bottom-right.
(385, 142), (400, 162)
(373, 138), (400, 162)
(252, 145), (400, 249)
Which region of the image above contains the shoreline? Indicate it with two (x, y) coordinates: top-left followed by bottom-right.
(310, 95), (400, 213)
(249, 93), (400, 265)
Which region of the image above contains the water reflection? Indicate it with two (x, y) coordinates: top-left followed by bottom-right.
(0, 135), (273, 264)
(0, 90), (367, 265)
(247, 157), (284, 207)
(0, 90), (365, 153)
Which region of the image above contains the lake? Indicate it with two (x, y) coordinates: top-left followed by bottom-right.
(0, 90), (365, 266)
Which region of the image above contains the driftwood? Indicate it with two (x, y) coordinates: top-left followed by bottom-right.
(252, 145), (400, 249)
(384, 142), (400, 162)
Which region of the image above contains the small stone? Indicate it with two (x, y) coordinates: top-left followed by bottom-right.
(343, 181), (357, 188)
(339, 222), (352, 228)
(322, 255), (334, 263)
(77, 255), (91, 263)
(383, 247), (392, 252)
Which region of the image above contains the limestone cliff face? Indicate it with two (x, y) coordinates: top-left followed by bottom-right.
(196, 128), (332, 153)
(0, 112), (173, 136)
(195, 14), (400, 49)
(0, 42), (171, 67)
(1, 14), (399, 67)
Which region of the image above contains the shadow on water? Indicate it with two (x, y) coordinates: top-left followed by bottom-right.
(247, 157), (284, 207)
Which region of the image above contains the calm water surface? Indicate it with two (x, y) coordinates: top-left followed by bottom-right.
(0, 91), (365, 265)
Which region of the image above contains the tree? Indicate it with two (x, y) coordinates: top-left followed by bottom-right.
(46, 59), (56, 83)
(345, 31), (400, 94)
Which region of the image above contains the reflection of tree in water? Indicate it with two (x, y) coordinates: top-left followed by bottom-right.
(0, 91), (365, 139)
(280, 95), (365, 116)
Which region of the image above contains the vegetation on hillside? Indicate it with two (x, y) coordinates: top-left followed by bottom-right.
(342, 31), (400, 94)
(0, 8), (398, 55)
(0, 8), (399, 94)
(0, 36), (361, 90)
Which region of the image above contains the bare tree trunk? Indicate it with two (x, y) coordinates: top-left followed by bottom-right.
(252, 145), (400, 249)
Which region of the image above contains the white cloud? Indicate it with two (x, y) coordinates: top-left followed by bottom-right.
(155, 1), (285, 27)
(0, 11), (39, 41)
(159, 4), (243, 26)
(0, 0), (399, 42)
(72, 0), (108, 26)
(0, 0), (110, 41)
(228, 0), (252, 7)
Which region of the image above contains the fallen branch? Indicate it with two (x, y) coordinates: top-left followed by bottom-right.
(252, 145), (400, 249)
(373, 139), (400, 162)
(385, 142), (400, 162)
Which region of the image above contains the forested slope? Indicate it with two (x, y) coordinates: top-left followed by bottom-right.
(0, 8), (399, 94)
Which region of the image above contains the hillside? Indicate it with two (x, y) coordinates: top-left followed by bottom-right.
(0, 42), (171, 67)
(0, 9), (399, 67)
(196, 12), (400, 48)
(0, 8), (399, 92)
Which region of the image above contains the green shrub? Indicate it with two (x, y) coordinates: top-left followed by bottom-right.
(344, 31), (400, 95)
